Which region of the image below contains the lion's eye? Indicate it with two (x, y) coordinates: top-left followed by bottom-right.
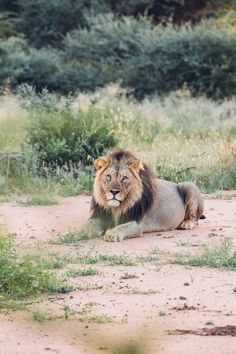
(122, 176), (128, 182)
(106, 174), (111, 181)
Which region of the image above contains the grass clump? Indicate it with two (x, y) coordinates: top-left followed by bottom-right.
(38, 252), (75, 269)
(98, 254), (135, 266)
(65, 267), (100, 277)
(19, 195), (58, 206)
(76, 252), (135, 266)
(89, 314), (113, 324)
(121, 272), (138, 280)
(32, 310), (46, 322)
(0, 235), (72, 300)
(171, 238), (236, 269)
(51, 231), (87, 245)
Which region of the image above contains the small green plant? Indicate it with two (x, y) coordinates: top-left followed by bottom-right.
(205, 321), (214, 326)
(159, 311), (166, 316)
(32, 310), (46, 322)
(138, 255), (159, 263)
(65, 267), (100, 277)
(121, 272), (138, 280)
(89, 314), (113, 324)
(52, 231), (88, 245)
(99, 254), (135, 266)
(63, 305), (76, 320)
(77, 254), (100, 265)
(39, 252), (75, 269)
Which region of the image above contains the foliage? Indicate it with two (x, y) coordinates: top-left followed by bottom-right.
(0, 87), (236, 197)
(122, 21), (236, 99)
(1, 16), (236, 99)
(0, 235), (72, 299)
(18, 85), (116, 167)
(15, 0), (95, 47)
(172, 237), (236, 269)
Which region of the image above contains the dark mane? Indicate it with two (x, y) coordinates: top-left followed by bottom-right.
(121, 162), (156, 223)
(91, 149), (157, 227)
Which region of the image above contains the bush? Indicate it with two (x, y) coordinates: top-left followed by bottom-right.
(122, 21), (236, 99)
(15, 0), (93, 47)
(1, 18), (236, 99)
(0, 37), (62, 90)
(0, 235), (71, 299)
(19, 86), (117, 167)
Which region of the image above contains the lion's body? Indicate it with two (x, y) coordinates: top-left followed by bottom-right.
(79, 149), (204, 242)
(142, 179), (203, 232)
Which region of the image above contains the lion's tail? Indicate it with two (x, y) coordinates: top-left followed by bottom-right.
(200, 214), (206, 219)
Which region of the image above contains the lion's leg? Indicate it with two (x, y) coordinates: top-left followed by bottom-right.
(77, 218), (104, 239)
(177, 182), (204, 230)
(104, 221), (143, 242)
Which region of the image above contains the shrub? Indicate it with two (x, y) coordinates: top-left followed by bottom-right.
(0, 235), (71, 299)
(19, 86), (117, 167)
(15, 0), (94, 47)
(122, 21), (236, 99)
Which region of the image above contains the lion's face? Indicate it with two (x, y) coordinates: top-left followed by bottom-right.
(99, 164), (135, 207)
(93, 153), (144, 211)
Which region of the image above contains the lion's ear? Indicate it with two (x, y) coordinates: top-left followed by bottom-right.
(94, 156), (109, 170)
(129, 160), (144, 173)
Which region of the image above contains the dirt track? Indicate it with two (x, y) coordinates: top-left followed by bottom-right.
(0, 194), (236, 354)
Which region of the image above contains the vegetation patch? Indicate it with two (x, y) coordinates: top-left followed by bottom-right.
(0, 235), (73, 301)
(65, 267), (100, 277)
(121, 272), (138, 280)
(89, 314), (113, 324)
(171, 238), (236, 269)
(19, 195), (58, 206)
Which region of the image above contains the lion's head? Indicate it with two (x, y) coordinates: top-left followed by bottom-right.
(91, 149), (156, 226)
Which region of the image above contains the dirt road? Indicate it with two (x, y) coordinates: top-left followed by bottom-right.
(0, 194), (236, 354)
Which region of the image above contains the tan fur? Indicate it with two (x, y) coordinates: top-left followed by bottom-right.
(93, 154), (144, 221)
(79, 150), (205, 242)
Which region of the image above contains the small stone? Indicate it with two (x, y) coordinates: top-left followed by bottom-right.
(179, 296), (187, 300)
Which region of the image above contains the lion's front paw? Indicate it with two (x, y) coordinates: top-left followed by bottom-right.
(104, 229), (125, 242)
(179, 219), (198, 230)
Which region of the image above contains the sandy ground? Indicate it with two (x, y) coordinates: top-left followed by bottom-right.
(0, 193), (236, 354)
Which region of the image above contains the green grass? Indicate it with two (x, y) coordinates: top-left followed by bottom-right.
(38, 252), (75, 269)
(171, 238), (236, 269)
(65, 267), (100, 277)
(0, 235), (73, 300)
(1, 89), (236, 199)
(77, 253), (135, 266)
(89, 314), (113, 324)
(121, 272), (138, 279)
(19, 195), (58, 206)
(99, 254), (135, 266)
(138, 255), (159, 263)
(51, 231), (88, 244)
(32, 310), (46, 322)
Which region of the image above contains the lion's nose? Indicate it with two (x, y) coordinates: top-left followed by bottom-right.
(110, 189), (120, 196)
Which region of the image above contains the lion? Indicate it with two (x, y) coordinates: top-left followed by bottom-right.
(79, 149), (205, 242)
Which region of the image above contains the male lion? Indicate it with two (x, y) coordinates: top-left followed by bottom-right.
(80, 149), (204, 242)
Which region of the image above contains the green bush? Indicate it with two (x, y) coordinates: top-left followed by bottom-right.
(0, 37), (61, 90)
(122, 21), (236, 99)
(15, 0), (93, 47)
(0, 235), (71, 299)
(19, 86), (116, 167)
(1, 18), (236, 99)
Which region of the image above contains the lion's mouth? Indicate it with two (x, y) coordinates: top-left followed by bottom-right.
(107, 198), (121, 207)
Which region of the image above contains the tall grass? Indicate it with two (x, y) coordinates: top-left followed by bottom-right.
(0, 86), (236, 197)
